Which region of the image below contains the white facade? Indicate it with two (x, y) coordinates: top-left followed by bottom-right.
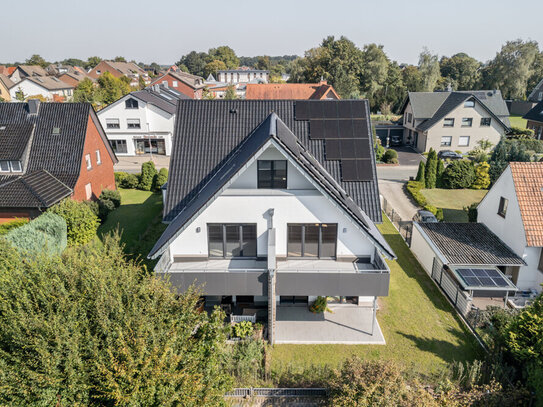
(478, 166), (543, 291)
(167, 144), (376, 260)
(97, 94), (175, 156)
(218, 70), (269, 84)
(9, 79), (73, 101)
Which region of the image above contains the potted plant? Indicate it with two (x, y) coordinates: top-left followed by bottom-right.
(309, 296), (332, 314)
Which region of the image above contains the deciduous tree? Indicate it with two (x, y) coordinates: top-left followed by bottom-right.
(440, 52), (482, 90)
(418, 48), (441, 92)
(208, 46), (239, 69)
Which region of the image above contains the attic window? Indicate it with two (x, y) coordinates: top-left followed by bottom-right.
(464, 100), (475, 108)
(0, 126), (5, 131)
(125, 98), (138, 109)
(52, 127), (61, 135)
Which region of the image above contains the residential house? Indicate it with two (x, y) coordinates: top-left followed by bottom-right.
(150, 70), (205, 99)
(97, 85), (189, 156)
(88, 61), (150, 87)
(245, 81), (340, 100)
(523, 100), (543, 139)
(478, 162), (543, 294)
(528, 79), (543, 103)
(0, 74), (14, 101)
(218, 68), (269, 84)
(148, 100), (395, 344)
(401, 90), (510, 153)
(58, 70), (95, 88)
(0, 100), (117, 223)
(9, 76), (75, 102)
(10, 65), (48, 83)
(0, 66), (16, 76)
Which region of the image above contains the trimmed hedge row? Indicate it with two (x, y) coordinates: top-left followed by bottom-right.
(406, 181), (443, 221)
(114, 164), (167, 192)
(0, 218), (29, 236)
(5, 212), (67, 256)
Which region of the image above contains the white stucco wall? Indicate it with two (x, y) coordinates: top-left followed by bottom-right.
(410, 223), (440, 275)
(9, 80), (71, 101)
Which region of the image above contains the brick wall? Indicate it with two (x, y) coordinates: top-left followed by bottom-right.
(72, 114), (116, 201)
(150, 74), (197, 99)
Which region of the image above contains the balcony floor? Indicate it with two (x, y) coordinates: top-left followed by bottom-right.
(275, 305), (385, 344)
(276, 259), (377, 273)
(169, 258), (267, 272)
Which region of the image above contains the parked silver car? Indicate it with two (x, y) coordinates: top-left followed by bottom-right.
(413, 210), (438, 223)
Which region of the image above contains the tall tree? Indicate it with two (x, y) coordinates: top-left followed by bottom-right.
(418, 48), (441, 92)
(373, 61), (406, 113)
(359, 44), (389, 104)
(177, 51), (209, 77)
(439, 53), (481, 90)
(25, 54), (48, 68)
(255, 56), (271, 70)
(60, 58), (85, 67)
(208, 46), (239, 69)
(527, 51), (543, 97)
(97, 72), (131, 105)
(73, 78), (95, 103)
(224, 85), (238, 100)
(113, 56), (127, 62)
(85, 56), (102, 70)
(401, 65), (423, 92)
(204, 60), (227, 78)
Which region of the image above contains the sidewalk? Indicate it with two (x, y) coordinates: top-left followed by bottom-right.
(114, 155), (170, 173)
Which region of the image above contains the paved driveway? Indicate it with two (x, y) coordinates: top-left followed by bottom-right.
(114, 155), (170, 173)
(395, 146), (425, 166)
(379, 180), (419, 221)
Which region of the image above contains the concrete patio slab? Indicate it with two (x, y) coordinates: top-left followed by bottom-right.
(275, 305), (385, 345)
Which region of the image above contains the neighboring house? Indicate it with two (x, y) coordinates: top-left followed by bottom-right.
(217, 68), (269, 84)
(0, 100), (117, 223)
(9, 76), (75, 102)
(97, 85), (189, 156)
(58, 70), (95, 88)
(205, 82), (246, 99)
(0, 74), (14, 101)
(528, 78), (543, 103)
(523, 100), (543, 139)
(148, 100), (395, 344)
(401, 90), (510, 153)
(478, 162), (543, 293)
(245, 81), (340, 100)
(150, 70), (205, 99)
(0, 66), (16, 76)
(10, 65), (48, 83)
(88, 61), (150, 87)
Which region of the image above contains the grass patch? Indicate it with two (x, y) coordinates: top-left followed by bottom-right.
(98, 189), (164, 265)
(270, 215), (481, 382)
(421, 189), (487, 222)
(509, 115), (527, 129)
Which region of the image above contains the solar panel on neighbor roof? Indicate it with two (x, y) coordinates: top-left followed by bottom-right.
(456, 268), (511, 288)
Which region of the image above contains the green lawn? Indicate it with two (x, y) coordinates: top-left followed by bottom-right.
(98, 189), (166, 265)
(509, 115), (527, 129)
(270, 215), (481, 381)
(421, 189), (487, 222)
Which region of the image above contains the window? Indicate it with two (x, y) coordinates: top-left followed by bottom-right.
(480, 117), (491, 126)
(85, 154), (92, 170)
(0, 161), (10, 172)
(172, 80), (178, 87)
(106, 118), (120, 129)
(127, 118), (141, 129)
(498, 197), (508, 218)
(407, 113), (413, 123)
(257, 160), (287, 188)
(287, 224), (338, 258)
(443, 118), (455, 127)
(125, 98), (138, 109)
(95, 149), (101, 165)
(461, 118), (473, 127)
(85, 183), (92, 200)
(440, 136), (452, 146)
(10, 161), (21, 172)
(162, 81), (168, 86)
(208, 224), (257, 258)
(538, 250), (543, 272)
(110, 139), (127, 154)
(0, 160), (22, 172)
(52, 127), (61, 135)
(464, 100), (475, 108)
(458, 136), (470, 147)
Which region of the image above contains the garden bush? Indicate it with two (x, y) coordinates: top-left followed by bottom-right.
(233, 320), (254, 338)
(415, 161), (426, 186)
(48, 199), (100, 246)
(383, 149), (398, 163)
(114, 171), (128, 187)
(98, 198), (116, 222)
(309, 296), (331, 313)
(0, 218), (28, 235)
(472, 162), (491, 190)
(508, 126), (535, 138)
(226, 338), (265, 385)
(5, 212), (67, 256)
(138, 161), (157, 191)
(406, 181), (428, 207)
(82, 200), (99, 217)
(442, 160), (476, 189)
(153, 167), (168, 192)
(121, 173), (139, 189)
(99, 189), (121, 208)
(425, 148), (438, 189)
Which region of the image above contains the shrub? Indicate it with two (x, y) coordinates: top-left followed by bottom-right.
(233, 321), (254, 338)
(310, 296), (331, 313)
(508, 126), (535, 138)
(99, 189), (121, 208)
(383, 149), (398, 163)
(121, 173), (139, 189)
(114, 171), (128, 187)
(415, 161), (426, 186)
(138, 161), (157, 191)
(5, 212), (67, 256)
(226, 338), (265, 384)
(0, 218), (29, 235)
(436, 158), (444, 187)
(48, 199), (99, 246)
(425, 148), (438, 189)
(98, 199), (115, 222)
(472, 162), (491, 189)
(153, 168), (168, 192)
(83, 200), (99, 217)
(407, 181), (428, 207)
(442, 160), (476, 189)
(464, 203), (478, 222)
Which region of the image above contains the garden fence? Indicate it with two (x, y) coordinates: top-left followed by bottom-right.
(225, 387), (328, 398)
(382, 196), (413, 246)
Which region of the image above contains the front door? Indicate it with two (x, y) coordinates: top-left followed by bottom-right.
(280, 296), (308, 306)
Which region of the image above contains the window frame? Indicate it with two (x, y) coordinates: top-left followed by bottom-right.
(0, 160), (10, 172)
(287, 223), (338, 259)
(461, 117), (473, 127)
(109, 139), (128, 154)
(440, 136), (452, 147)
(464, 100), (475, 108)
(9, 161), (22, 172)
(127, 118), (141, 129)
(125, 98), (139, 109)
(480, 117), (491, 127)
(207, 223), (257, 259)
(443, 118), (455, 127)
(85, 153), (92, 170)
(257, 160), (288, 189)
(498, 197), (508, 218)
(95, 149), (101, 165)
(458, 136), (470, 147)
(106, 118), (120, 129)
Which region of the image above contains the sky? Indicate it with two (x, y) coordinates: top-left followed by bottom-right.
(2, 0), (542, 66)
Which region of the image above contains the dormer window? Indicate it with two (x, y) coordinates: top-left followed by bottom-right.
(257, 160), (287, 188)
(125, 98), (138, 109)
(52, 127), (61, 135)
(0, 160), (22, 172)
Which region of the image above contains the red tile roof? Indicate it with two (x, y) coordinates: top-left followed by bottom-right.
(509, 162), (543, 247)
(245, 82), (339, 100)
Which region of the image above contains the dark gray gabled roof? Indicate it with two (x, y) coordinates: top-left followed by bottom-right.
(528, 78), (543, 102)
(523, 100), (543, 123)
(0, 123), (34, 160)
(131, 86), (190, 114)
(417, 222), (525, 266)
(164, 100), (381, 224)
(149, 112), (394, 259)
(0, 169), (72, 208)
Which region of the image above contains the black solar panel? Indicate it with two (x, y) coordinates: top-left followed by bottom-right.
(353, 120), (369, 138)
(325, 140), (341, 160)
(457, 268), (473, 277)
(351, 100), (366, 117)
(338, 102), (352, 119)
(323, 102), (338, 118)
(338, 120), (353, 138)
(356, 159), (373, 181)
(473, 269), (487, 277)
(492, 277), (510, 287)
(295, 101), (310, 120)
(324, 120), (338, 139)
(309, 120), (325, 139)
(464, 276), (480, 286)
(309, 102), (324, 119)
(341, 160), (358, 181)
(457, 267), (513, 289)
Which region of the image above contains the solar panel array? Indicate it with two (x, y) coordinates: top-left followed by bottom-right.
(295, 101), (372, 181)
(456, 268), (511, 289)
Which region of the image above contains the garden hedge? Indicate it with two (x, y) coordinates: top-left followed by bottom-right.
(48, 199), (100, 246)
